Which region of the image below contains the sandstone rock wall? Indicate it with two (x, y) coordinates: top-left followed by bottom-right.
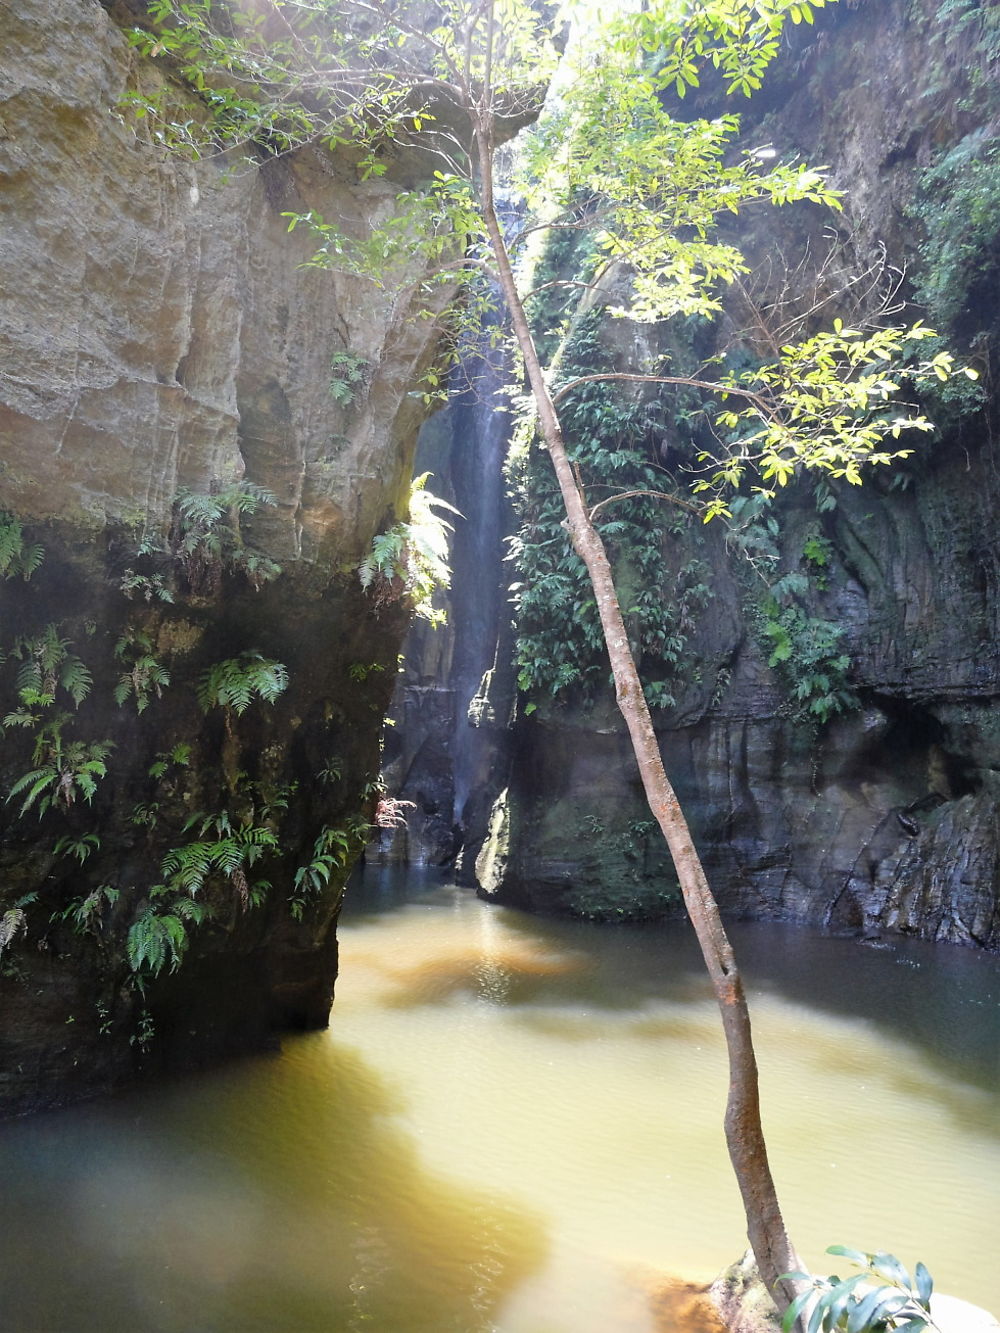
(0, 0), (444, 1112)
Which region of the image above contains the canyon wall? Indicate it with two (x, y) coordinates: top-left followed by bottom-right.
(0, 0), (444, 1112)
(468, 0), (1000, 948)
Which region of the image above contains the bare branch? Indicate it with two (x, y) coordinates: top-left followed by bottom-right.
(588, 489), (702, 521)
(550, 371), (778, 422)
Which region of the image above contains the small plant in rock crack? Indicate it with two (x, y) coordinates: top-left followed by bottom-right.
(317, 756), (343, 785)
(171, 481), (281, 596)
(0, 513), (44, 581)
(114, 628), (171, 714)
(119, 568), (174, 603)
(6, 715), (113, 818)
(53, 883), (120, 938)
(53, 832), (101, 865)
(8, 623), (92, 712)
(328, 350), (370, 406)
(148, 743), (192, 780)
(197, 653), (288, 717)
(0, 893), (38, 961)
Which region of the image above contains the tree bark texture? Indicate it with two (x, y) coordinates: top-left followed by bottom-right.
(473, 113), (805, 1323)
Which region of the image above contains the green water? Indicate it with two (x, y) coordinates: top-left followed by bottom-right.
(1, 868), (997, 1331)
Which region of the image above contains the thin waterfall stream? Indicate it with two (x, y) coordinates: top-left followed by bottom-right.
(1, 867), (997, 1332)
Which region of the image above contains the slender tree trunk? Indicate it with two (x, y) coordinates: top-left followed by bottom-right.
(472, 117), (805, 1322)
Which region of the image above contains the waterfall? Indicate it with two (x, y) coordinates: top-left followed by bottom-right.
(374, 303), (516, 872)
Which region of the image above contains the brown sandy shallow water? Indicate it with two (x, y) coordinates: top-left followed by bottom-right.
(0, 867), (997, 1331)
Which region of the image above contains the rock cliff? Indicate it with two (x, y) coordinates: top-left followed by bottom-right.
(0, 0), (445, 1112)
(469, 0), (1000, 949)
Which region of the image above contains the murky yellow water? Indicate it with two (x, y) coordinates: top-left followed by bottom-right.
(1, 870), (997, 1331)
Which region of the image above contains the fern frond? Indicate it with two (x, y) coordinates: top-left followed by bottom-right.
(198, 653), (289, 714)
(8, 768), (56, 818)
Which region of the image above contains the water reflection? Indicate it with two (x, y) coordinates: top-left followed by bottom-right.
(0, 1032), (547, 1332)
(1, 866), (997, 1332)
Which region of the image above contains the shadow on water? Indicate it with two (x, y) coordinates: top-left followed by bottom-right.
(345, 866), (1000, 1103)
(0, 1031), (548, 1333)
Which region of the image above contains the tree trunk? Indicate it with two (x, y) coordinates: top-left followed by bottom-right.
(472, 117), (805, 1323)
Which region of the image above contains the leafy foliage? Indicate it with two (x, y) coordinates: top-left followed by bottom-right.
(509, 312), (710, 707)
(763, 603), (854, 723)
(161, 809), (279, 908)
(726, 496), (856, 725)
(782, 1246), (942, 1333)
(914, 132), (1000, 324)
(0, 513), (43, 581)
(358, 473), (460, 625)
(119, 567), (174, 603)
(148, 743), (192, 780)
(127, 897), (207, 978)
(697, 322), (977, 519)
(127, 804), (283, 978)
(0, 894), (37, 960)
(328, 351), (370, 405)
(53, 832), (101, 866)
(53, 883), (120, 938)
(6, 715), (113, 819)
(197, 653), (289, 716)
(113, 628), (170, 714)
(9, 624), (92, 711)
(171, 482), (281, 596)
(290, 825), (352, 919)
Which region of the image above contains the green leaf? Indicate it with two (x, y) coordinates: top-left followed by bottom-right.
(914, 1262), (933, 1307)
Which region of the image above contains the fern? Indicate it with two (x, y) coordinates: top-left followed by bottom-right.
(148, 742), (192, 779)
(53, 883), (119, 936)
(53, 832), (100, 865)
(357, 473), (459, 624)
(113, 629), (170, 713)
(119, 568), (174, 603)
(159, 810), (280, 907)
(197, 652), (289, 715)
(127, 900), (207, 976)
(290, 826), (352, 918)
(11, 624), (92, 708)
(6, 717), (113, 817)
(0, 893), (38, 958)
(171, 481), (279, 595)
(0, 513), (44, 581)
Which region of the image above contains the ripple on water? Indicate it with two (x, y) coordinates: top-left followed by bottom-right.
(0, 876), (997, 1332)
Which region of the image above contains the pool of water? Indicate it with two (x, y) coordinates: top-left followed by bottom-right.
(1, 867), (998, 1331)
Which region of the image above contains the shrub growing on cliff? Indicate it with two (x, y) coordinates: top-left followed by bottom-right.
(171, 482), (281, 596)
(0, 513), (43, 581)
(358, 473), (460, 624)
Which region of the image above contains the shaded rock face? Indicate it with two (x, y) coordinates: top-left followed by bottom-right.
(372, 326), (518, 877)
(474, 0), (1000, 947)
(0, 0), (443, 1113)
